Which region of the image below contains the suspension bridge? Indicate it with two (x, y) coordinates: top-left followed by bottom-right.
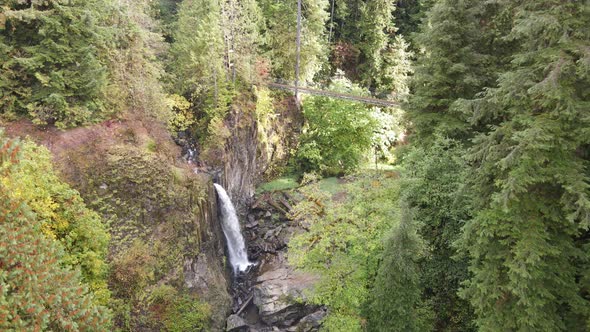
(266, 81), (400, 108)
(263, 0), (399, 108)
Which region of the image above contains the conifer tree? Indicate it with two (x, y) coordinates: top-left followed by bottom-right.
(258, 0), (329, 82)
(401, 139), (475, 331)
(220, 0), (263, 83)
(393, 0), (434, 39)
(459, 1), (590, 330)
(368, 205), (432, 332)
(0, 135), (110, 331)
(357, 0), (396, 88)
(171, 0), (226, 99)
(406, 0), (506, 144)
(379, 35), (413, 100)
(0, 0), (109, 128)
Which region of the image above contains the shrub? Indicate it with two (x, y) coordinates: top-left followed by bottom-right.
(294, 76), (377, 176)
(163, 295), (211, 332)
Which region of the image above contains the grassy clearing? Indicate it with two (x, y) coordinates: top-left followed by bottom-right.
(318, 177), (341, 195)
(256, 175), (299, 193)
(360, 161), (396, 171)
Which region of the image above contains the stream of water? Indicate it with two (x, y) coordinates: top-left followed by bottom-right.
(214, 183), (253, 273)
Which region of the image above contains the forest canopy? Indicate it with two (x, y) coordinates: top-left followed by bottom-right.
(0, 0), (588, 331)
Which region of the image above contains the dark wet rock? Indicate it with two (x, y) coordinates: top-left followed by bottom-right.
(253, 267), (319, 326)
(288, 308), (327, 332)
(246, 220), (259, 229)
(226, 189), (320, 331)
(248, 213), (256, 223)
(226, 314), (249, 332)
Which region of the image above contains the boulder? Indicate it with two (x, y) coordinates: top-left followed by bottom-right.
(226, 314), (249, 332)
(253, 267), (319, 326)
(289, 308), (326, 332)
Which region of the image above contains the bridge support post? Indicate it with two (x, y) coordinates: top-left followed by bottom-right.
(295, 0), (302, 108)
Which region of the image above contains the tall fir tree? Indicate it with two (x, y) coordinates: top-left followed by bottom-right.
(401, 138), (475, 331)
(367, 204), (432, 332)
(459, 1), (590, 330)
(0, 0), (110, 128)
(393, 0), (434, 41)
(258, 0), (329, 82)
(357, 0), (396, 89)
(406, 0), (509, 145)
(170, 0), (226, 100)
(219, 0), (263, 83)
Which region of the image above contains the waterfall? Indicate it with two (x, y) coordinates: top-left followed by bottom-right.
(214, 184), (253, 273)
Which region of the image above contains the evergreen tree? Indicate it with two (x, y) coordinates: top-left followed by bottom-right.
(258, 0), (329, 82)
(459, 1), (590, 330)
(393, 0), (434, 41)
(401, 139), (475, 331)
(327, 0), (412, 93)
(357, 0), (396, 89)
(0, 0), (109, 128)
(368, 204), (432, 332)
(171, 0), (226, 100)
(0, 135), (111, 331)
(220, 0), (263, 83)
(406, 0), (508, 145)
(379, 35), (413, 100)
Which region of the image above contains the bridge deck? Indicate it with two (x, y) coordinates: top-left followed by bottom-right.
(266, 82), (400, 108)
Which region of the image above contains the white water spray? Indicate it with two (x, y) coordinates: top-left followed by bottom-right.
(214, 184), (253, 273)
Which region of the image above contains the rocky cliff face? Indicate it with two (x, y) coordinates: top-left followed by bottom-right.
(184, 182), (233, 330)
(216, 93), (302, 216)
(226, 192), (326, 332)
(221, 104), (259, 214)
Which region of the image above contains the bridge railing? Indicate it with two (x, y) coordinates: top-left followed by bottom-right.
(264, 80), (400, 108)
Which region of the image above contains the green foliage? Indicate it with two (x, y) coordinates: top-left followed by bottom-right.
(170, 0), (229, 128)
(457, 1), (590, 330)
(257, 176), (299, 193)
(1, 140), (110, 304)
(367, 205), (433, 332)
(357, 0), (396, 88)
(400, 139), (475, 331)
(169, 0), (263, 142)
(254, 86), (280, 164)
(0, 0), (110, 128)
(295, 76), (377, 176)
(107, 0), (172, 124)
(0, 135), (111, 330)
(220, 0), (263, 83)
(327, 0), (413, 94)
(289, 174), (401, 330)
(405, 0), (590, 330)
(371, 107), (405, 163)
(393, 0), (435, 39)
(258, 0), (329, 82)
(406, 0), (510, 144)
(379, 35), (413, 99)
(162, 295), (211, 332)
(167, 94), (194, 133)
(110, 240), (156, 300)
